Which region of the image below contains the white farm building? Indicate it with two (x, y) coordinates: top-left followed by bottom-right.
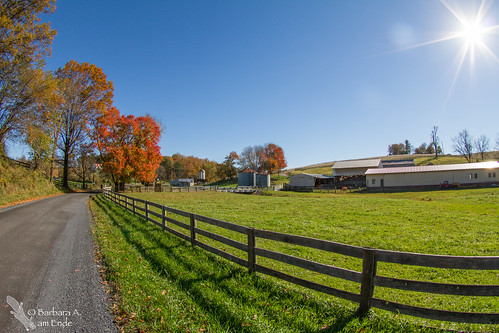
(366, 161), (499, 190)
(288, 173), (334, 191)
(332, 159), (382, 187)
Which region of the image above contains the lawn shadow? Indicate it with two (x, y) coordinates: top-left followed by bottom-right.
(92, 195), (390, 332)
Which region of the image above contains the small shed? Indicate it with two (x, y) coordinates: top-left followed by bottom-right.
(289, 173), (334, 191)
(238, 168), (257, 187)
(170, 178), (194, 187)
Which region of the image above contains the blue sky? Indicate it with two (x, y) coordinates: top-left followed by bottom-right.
(18, 0), (499, 168)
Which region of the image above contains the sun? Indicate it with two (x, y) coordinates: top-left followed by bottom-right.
(460, 20), (485, 46)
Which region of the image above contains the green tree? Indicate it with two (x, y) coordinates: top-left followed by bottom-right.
(0, 0), (56, 148)
(388, 143), (405, 155)
(21, 71), (62, 174)
(404, 140), (412, 154)
(220, 151), (239, 179)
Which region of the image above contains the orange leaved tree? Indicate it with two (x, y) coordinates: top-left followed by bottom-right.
(94, 107), (162, 191)
(56, 60), (114, 188)
(261, 143), (287, 174)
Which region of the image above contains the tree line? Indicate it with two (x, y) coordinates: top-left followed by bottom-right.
(156, 143), (287, 183)
(388, 126), (498, 162)
(0, 1), (162, 190)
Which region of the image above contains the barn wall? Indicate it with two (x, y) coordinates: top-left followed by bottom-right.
(333, 167), (370, 177)
(238, 172), (256, 186)
(256, 174), (271, 187)
(367, 169), (498, 188)
(289, 174), (315, 187)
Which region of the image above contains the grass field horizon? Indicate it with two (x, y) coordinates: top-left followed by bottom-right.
(94, 187), (498, 331)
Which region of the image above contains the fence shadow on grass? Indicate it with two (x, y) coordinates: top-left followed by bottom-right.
(92, 195), (370, 333)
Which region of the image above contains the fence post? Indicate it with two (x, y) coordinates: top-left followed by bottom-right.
(358, 248), (377, 316)
(145, 200), (149, 221)
(247, 228), (256, 274)
(162, 205), (166, 230)
(132, 198), (136, 215)
(190, 214), (196, 246)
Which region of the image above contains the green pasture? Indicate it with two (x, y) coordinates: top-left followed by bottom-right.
(94, 188), (498, 332)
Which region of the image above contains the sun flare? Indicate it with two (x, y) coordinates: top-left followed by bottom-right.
(460, 20), (485, 46)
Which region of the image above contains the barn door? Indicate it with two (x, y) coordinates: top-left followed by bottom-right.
(380, 179), (384, 188)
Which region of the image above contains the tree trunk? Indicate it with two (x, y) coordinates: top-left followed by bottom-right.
(62, 147), (70, 189)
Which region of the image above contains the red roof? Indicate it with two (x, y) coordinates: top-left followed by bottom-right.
(240, 168), (257, 173)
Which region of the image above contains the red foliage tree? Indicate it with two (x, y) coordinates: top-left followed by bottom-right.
(94, 107), (161, 190)
(261, 143), (287, 174)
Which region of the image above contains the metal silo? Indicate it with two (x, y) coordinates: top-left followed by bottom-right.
(256, 172), (271, 187)
(199, 169), (206, 181)
(238, 168), (257, 186)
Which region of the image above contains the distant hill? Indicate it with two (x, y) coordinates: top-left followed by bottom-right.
(285, 151), (499, 176)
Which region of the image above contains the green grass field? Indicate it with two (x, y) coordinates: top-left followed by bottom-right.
(92, 188), (499, 332)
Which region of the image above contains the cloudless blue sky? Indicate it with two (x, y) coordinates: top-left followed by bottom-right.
(16, 0), (499, 168)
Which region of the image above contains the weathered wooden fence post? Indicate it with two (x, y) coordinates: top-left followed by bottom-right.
(190, 214), (196, 246)
(247, 228), (256, 274)
(145, 200), (149, 221)
(358, 248), (377, 316)
(132, 198), (136, 215)
(162, 205), (166, 231)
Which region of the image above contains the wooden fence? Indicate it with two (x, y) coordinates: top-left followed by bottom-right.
(124, 184), (284, 193)
(102, 190), (499, 325)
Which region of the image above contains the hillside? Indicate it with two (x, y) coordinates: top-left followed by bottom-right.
(286, 151), (499, 176)
(0, 157), (62, 208)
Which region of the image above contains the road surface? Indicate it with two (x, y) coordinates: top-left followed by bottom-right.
(0, 193), (117, 332)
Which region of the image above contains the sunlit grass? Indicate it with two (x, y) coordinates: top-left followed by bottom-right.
(122, 188), (498, 331)
(90, 195), (437, 332)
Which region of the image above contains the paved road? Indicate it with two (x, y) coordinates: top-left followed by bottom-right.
(0, 193), (117, 332)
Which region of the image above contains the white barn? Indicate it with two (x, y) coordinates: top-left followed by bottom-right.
(332, 159), (382, 177)
(366, 161), (499, 190)
(288, 173), (334, 191)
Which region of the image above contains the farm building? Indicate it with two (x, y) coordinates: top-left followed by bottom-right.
(288, 173), (334, 191)
(170, 178), (195, 187)
(332, 159), (382, 187)
(238, 168), (272, 187)
(381, 159), (415, 168)
(366, 161), (499, 190)
(238, 168), (257, 186)
(256, 171), (271, 187)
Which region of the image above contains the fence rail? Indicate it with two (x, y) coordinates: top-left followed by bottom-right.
(122, 184), (284, 193)
(102, 190), (499, 325)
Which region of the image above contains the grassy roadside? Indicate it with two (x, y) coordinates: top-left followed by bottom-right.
(89, 194), (434, 332)
(0, 159), (63, 208)
(124, 189), (498, 332)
